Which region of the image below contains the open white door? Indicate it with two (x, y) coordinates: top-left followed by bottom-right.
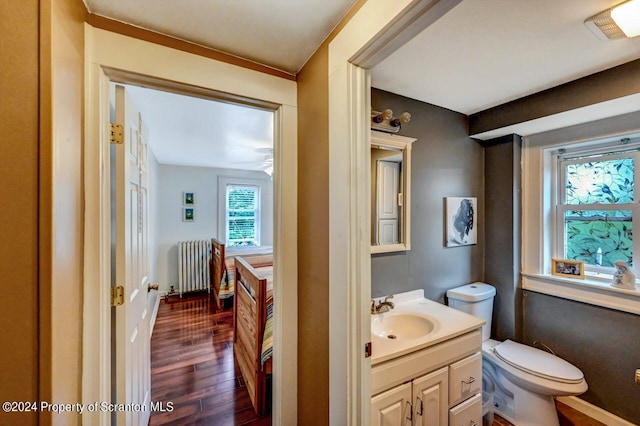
(114, 84), (151, 425)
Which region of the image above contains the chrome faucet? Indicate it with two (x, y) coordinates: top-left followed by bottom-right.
(371, 295), (394, 314)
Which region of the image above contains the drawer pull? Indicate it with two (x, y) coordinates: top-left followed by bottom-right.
(415, 396), (423, 416)
(461, 376), (476, 385)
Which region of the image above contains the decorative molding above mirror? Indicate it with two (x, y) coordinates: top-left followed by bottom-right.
(371, 130), (416, 254)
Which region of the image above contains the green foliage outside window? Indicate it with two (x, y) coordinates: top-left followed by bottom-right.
(227, 186), (258, 247)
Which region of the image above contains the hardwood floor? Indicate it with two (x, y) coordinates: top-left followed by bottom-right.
(492, 400), (605, 426)
(150, 293), (271, 426)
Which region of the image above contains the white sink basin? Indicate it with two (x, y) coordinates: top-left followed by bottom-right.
(371, 312), (435, 340)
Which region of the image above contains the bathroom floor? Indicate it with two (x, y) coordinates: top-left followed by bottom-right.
(492, 400), (605, 426)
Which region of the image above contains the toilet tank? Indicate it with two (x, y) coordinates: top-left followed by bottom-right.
(446, 282), (496, 341)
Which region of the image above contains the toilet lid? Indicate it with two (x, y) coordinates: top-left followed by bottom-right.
(493, 340), (584, 384)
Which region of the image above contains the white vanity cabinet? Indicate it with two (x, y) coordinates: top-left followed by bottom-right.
(371, 367), (448, 426)
(413, 366), (449, 425)
(371, 329), (482, 426)
(371, 382), (413, 425)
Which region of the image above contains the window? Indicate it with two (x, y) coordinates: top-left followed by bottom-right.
(556, 148), (640, 273)
(522, 116), (640, 314)
(225, 184), (260, 247)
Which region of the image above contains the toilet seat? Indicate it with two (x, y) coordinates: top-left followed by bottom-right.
(493, 340), (584, 384)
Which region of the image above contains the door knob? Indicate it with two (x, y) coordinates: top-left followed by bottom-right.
(148, 283), (159, 292)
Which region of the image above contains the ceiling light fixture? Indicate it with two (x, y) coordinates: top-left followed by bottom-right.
(585, 0), (640, 40)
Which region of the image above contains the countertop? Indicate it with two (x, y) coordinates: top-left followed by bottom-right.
(371, 289), (485, 365)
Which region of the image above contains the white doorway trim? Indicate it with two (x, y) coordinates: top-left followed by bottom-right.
(82, 25), (297, 425)
(327, 0), (462, 423)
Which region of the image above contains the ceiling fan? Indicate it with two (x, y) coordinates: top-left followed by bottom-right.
(233, 147), (274, 176)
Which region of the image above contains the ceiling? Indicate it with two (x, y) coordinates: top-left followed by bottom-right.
(93, 0), (640, 167)
(84, 0), (357, 74)
(372, 0), (640, 115)
(87, 0), (357, 169)
(124, 85), (274, 171)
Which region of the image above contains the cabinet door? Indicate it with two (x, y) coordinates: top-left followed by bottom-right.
(371, 382), (412, 426)
(412, 367), (448, 426)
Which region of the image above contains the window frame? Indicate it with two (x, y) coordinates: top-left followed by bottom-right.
(225, 183), (261, 247)
(217, 175), (272, 248)
(521, 113), (640, 316)
(554, 149), (640, 274)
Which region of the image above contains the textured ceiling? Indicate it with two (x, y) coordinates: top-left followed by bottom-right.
(372, 0), (640, 115)
(97, 0), (640, 165)
(85, 0), (357, 74)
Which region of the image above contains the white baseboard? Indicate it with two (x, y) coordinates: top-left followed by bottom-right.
(557, 396), (635, 426)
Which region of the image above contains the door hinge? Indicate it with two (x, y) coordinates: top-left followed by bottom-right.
(110, 122), (124, 144)
(365, 342), (372, 358)
(111, 285), (124, 306)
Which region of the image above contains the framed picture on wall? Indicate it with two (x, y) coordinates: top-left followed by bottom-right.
(445, 197), (477, 247)
(183, 207), (195, 222)
(183, 192), (195, 205)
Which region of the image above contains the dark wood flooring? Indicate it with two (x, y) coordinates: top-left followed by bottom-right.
(150, 293), (271, 426)
(492, 400), (605, 426)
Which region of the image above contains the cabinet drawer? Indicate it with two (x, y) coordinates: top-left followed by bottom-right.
(449, 352), (482, 407)
(449, 393), (482, 426)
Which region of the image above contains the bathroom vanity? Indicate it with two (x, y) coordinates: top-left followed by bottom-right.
(370, 290), (485, 425)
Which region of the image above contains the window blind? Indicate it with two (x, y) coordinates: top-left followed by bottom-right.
(226, 184), (259, 246)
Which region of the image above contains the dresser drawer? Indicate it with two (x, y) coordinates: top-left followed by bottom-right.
(449, 352), (482, 407)
(449, 392), (482, 426)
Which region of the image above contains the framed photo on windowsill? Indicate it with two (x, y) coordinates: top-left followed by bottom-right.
(551, 258), (585, 279)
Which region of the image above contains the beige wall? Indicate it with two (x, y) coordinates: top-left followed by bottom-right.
(0, 2), (41, 425)
(297, 42), (331, 423)
(0, 1), (85, 425)
(296, 1), (367, 423)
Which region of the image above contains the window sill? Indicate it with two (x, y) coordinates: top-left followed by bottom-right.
(522, 272), (640, 315)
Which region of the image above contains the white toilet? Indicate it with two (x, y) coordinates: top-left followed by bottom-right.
(447, 283), (587, 426)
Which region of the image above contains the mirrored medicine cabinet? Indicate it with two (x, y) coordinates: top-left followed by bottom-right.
(370, 130), (416, 254)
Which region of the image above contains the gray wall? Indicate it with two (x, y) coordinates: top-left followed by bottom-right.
(483, 133), (640, 423)
(371, 88), (484, 302)
(372, 88), (640, 423)
(483, 135), (521, 342)
(523, 291), (640, 423)
(469, 59), (640, 136)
